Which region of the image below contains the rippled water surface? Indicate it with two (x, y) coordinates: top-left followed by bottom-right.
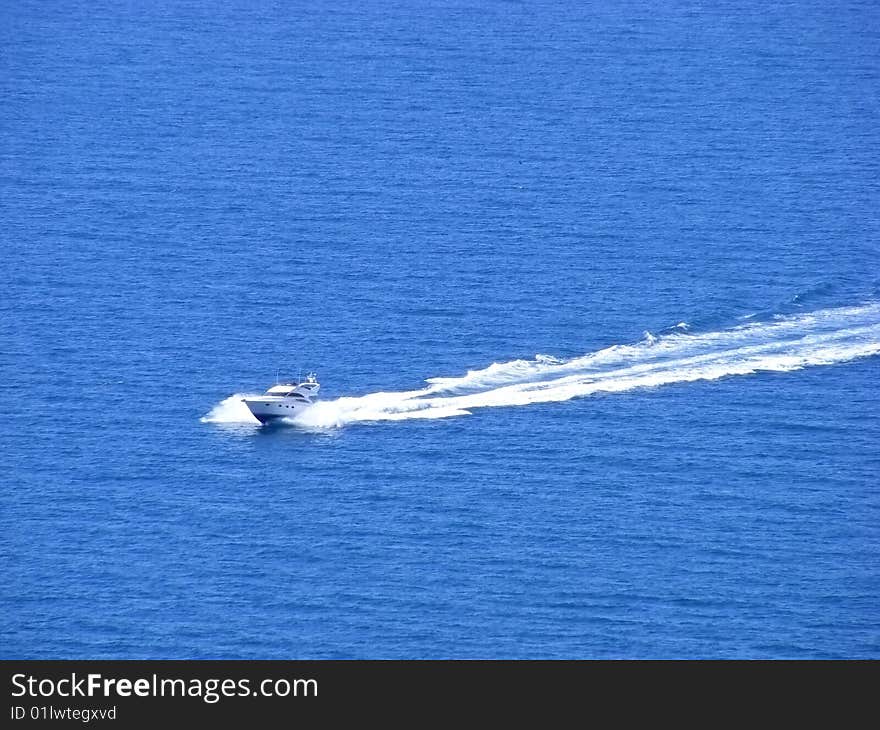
(2, 0), (879, 657)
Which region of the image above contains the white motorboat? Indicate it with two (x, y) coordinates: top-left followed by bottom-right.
(242, 374), (320, 424)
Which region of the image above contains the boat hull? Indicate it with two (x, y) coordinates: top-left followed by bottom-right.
(242, 397), (312, 424)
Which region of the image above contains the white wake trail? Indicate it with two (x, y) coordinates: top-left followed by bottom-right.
(202, 302), (880, 428)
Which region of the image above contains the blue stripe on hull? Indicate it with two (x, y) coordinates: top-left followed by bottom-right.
(253, 413), (285, 424)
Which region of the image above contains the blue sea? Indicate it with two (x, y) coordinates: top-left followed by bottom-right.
(2, 0), (879, 659)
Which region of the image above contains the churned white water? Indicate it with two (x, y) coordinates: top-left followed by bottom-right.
(202, 302), (880, 429)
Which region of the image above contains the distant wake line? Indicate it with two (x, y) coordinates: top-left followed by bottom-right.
(203, 302), (880, 429)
